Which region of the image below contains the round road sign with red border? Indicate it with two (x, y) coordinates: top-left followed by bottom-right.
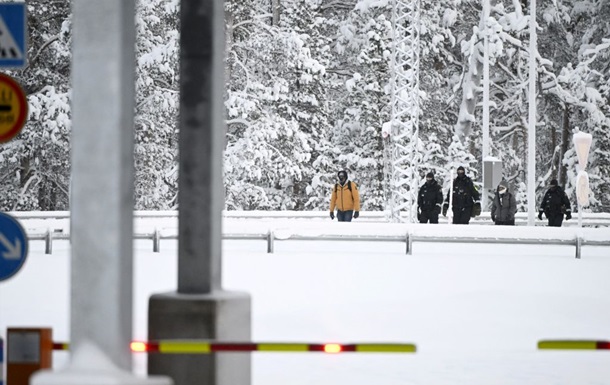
(0, 73), (28, 143)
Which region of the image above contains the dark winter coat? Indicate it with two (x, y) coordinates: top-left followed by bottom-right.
(445, 175), (480, 210)
(491, 180), (517, 223)
(418, 179), (443, 213)
(539, 186), (571, 217)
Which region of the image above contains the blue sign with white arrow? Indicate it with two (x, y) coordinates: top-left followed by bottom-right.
(0, 212), (28, 282)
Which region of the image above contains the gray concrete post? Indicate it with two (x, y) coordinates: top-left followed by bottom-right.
(69, 0), (136, 369)
(33, 1), (171, 385)
(147, 0), (251, 384)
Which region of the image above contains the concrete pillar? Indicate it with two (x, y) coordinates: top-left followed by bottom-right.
(147, 0), (251, 384)
(33, 1), (171, 384)
(68, 0), (136, 367)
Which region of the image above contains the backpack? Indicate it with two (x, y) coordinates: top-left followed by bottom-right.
(335, 181), (352, 193)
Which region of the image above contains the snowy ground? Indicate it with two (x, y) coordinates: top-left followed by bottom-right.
(1, 219), (610, 385)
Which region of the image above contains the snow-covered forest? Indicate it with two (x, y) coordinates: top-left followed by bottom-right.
(1, 0), (609, 213)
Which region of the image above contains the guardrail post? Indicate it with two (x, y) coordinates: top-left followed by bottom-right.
(267, 230), (274, 254)
(45, 228), (52, 255)
(153, 229), (160, 253)
(406, 231), (412, 255)
(575, 236), (582, 259)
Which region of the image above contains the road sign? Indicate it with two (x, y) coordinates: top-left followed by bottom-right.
(0, 212), (28, 282)
(0, 73), (28, 143)
(0, 3), (26, 68)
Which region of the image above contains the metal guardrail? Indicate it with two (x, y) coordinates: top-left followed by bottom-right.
(26, 227), (610, 259)
(13, 210), (610, 258)
(9, 210), (610, 226)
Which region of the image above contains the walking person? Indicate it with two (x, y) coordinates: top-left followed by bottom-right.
(329, 170), (360, 222)
(417, 172), (443, 223)
(491, 180), (517, 225)
(538, 179), (572, 227)
(442, 166), (480, 224)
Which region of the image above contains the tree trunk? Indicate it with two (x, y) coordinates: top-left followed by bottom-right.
(559, 106), (570, 185)
(225, 11), (234, 151)
(453, 0), (495, 142)
(550, 121), (556, 175)
(20, 157), (30, 188)
(271, 0), (280, 26)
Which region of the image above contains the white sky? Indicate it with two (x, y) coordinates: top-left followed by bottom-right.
(1, 217), (610, 384)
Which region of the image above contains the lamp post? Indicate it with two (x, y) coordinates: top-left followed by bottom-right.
(573, 132), (593, 227)
(527, 0), (537, 226)
(482, 0), (490, 211)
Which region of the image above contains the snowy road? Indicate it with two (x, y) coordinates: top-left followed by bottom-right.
(1, 232), (610, 385)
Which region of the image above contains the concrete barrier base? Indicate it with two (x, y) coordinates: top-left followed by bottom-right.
(32, 342), (172, 385)
(147, 290), (251, 385)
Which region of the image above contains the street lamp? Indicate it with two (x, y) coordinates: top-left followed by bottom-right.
(573, 131), (593, 227)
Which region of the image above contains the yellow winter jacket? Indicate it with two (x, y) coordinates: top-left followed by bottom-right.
(330, 181), (361, 212)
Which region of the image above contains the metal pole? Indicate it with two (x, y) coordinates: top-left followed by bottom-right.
(70, 0), (135, 369)
(482, 0), (490, 211)
(527, 0), (537, 226)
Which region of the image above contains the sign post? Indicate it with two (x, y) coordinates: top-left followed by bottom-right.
(0, 212), (28, 282)
(0, 73), (28, 143)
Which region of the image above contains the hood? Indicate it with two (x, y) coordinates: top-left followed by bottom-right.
(498, 180), (509, 192)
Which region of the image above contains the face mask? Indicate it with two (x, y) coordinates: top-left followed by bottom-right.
(426, 178), (433, 184)
(457, 172), (465, 177)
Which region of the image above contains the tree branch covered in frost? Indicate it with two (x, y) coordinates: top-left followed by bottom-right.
(3, 0), (610, 212)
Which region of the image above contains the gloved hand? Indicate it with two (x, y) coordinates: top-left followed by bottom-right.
(354, 211), (359, 219)
(434, 205), (442, 215)
(565, 212), (572, 220)
(538, 211), (543, 221)
(442, 204), (448, 217)
(471, 201), (481, 217)
(330, 211), (335, 220)
(491, 214), (496, 223)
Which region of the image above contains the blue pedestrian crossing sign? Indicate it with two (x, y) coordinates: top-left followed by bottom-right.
(0, 3), (27, 69)
(0, 212), (28, 282)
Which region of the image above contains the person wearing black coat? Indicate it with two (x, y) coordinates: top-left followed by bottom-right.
(442, 166), (480, 224)
(538, 179), (572, 227)
(491, 180), (517, 225)
(417, 172), (443, 224)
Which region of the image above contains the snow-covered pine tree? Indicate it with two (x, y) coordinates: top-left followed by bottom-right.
(134, 0), (180, 209)
(224, 0), (333, 210)
(0, 1), (72, 210)
(332, 0), (393, 210)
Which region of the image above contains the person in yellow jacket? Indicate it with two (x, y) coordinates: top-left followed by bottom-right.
(329, 170), (360, 222)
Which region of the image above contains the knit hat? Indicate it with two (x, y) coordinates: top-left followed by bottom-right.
(457, 166), (465, 172)
(426, 172), (434, 179)
(498, 180), (509, 192)
(338, 170), (348, 179)
(550, 179), (558, 186)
